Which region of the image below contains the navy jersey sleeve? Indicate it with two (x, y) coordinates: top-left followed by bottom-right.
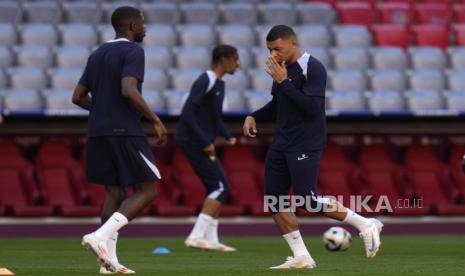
(121, 46), (145, 82)
(276, 59), (326, 116)
(179, 74), (212, 148)
(78, 58), (90, 87)
(250, 95), (277, 122)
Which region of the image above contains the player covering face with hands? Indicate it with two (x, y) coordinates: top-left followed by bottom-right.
(243, 25), (383, 269)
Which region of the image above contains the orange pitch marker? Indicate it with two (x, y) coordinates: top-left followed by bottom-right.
(0, 268), (14, 275)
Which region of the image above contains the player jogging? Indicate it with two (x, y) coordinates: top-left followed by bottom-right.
(175, 45), (239, 252)
(242, 25), (383, 269)
(72, 6), (167, 274)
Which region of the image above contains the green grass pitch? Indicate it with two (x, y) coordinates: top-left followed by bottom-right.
(1, 235), (464, 275)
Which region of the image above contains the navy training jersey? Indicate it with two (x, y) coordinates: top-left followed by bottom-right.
(251, 53), (327, 152)
(176, 70), (232, 148)
(78, 38), (145, 137)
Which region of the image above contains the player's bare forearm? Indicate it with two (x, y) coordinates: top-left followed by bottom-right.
(124, 88), (160, 124)
(72, 84), (91, 110)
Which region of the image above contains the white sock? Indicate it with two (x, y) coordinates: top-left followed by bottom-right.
(283, 230), (310, 258)
(95, 212), (128, 240)
(107, 232), (119, 263)
(343, 209), (371, 231)
(188, 213), (213, 240)
(205, 219), (219, 244)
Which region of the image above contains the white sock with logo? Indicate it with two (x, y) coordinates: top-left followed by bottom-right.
(283, 230), (310, 258)
(107, 232), (119, 263)
(343, 209), (372, 232)
(205, 219), (219, 244)
(188, 213), (213, 240)
(95, 212), (128, 240)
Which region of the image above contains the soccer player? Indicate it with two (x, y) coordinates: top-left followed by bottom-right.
(175, 45), (240, 252)
(72, 6), (167, 274)
(243, 25), (383, 269)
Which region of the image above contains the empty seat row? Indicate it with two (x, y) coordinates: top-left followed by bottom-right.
(0, 1), (333, 26)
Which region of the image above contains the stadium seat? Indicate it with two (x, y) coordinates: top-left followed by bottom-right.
(331, 70), (367, 92)
(333, 25), (372, 48)
(305, 47), (331, 69)
(15, 45), (53, 68)
(454, 4), (465, 24)
(48, 68), (82, 90)
(37, 168), (100, 216)
(410, 47), (446, 70)
(305, 0), (337, 9)
(143, 89), (166, 112)
(407, 91), (445, 112)
(223, 90), (247, 113)
(62, 1), (101, 25)
(59, 23), (97, 47)
(246, 90), (273, 112)
(404, 145), (465, 215)
(8, 67), (47, 90)
(181, 2), (219, 25)
(221, 144), (263, 173)
(143, 24), (177, 48)
(409, 69), (445, 92)
(358, 145), (428, 216)
(447, 70), (465, 92)
(377, 2), (413, 26)
(142, 68), (169, 92)
(260, 2), (296, 26)
(297, 3), (336, 26)
(0, 0), (21, 23)
(20, 23), (58, 47)
(218, 25), (255, 48)
(372, 47), (407, 70)
(179, 24), (216, 48)
(446, 91), (465, 112)
(222, 69), (250, 92)
(55, 46), (90, 69)
(412, 25), (450, 49)
(453, 24), (465, 47)
(228, 171), (265, 216)
(449, 47), (465, 70)
(296, 25), (331, 48)
(249, 68), (273, 92)
(44, 89), (81, 111)
(165, 90), (189, 115)
(171, 68), (203, 91)
(142, 2), (180, 25)
(0, 69), (7, 89)
(22, 0), (62, 24)
(145, 47), (173, 69)
(3, 89), (43, 111)
(220, 2), (258, 25)
(175, 47), (210, 70)
(329, 90), (367, 112)
(332, 47), (369, 70)
(369, 91), (406, 113)
(0, 23), (17, 46)
(371, 24), (410, 48)
(253, 48), (271, 71)
(415, 3), (452, 27)
(370, 69), (406, 92)
(448, 145), (465, 202)
(0, 169), (54, 217)
(0, 46), (12, 67)
(337, 2), (374, 27)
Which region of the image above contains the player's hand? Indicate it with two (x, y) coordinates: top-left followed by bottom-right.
(153, 120), (167, 146)
(243, 116), (257, 138)
(226, 137), (237, 146)
(203, 143), (215, 154)
(265, 56), (288, 84)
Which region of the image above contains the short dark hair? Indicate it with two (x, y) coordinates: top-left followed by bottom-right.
(266, 25), (296, 42)
(212, 44), (237, 65)
(111, 6), (142, 32)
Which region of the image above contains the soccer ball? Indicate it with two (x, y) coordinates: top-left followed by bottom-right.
(322, 227), (352, 251)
